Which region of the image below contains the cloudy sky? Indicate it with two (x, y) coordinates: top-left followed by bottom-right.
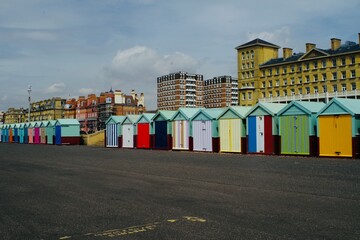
(0, 0), (359, 111)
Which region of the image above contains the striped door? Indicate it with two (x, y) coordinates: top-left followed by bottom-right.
(172, 120), (189, 150)
(41, 128), (46, 144)
(193, 120), (212, 152)
(106, 124), (118, 147)
(219, 119), (241, 153)
(122, 124), (134, 148)
(248, 116), (273, 153)
(281, 115), (309, 155)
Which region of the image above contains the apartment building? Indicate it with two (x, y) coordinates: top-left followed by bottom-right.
(236, 33), (360, 106)
(3, 108), (26, 123)
(203, 76), (238, 108)
(157, 72), (204, 110)
(29, 97), (66, 121)
(63, 98), (77, 119)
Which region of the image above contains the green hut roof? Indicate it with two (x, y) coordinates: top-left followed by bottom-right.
(318, 98), (360, 116)
(246, 102), (287, 117)
(105, 116), (126, 125)
(278, 101), (326, 116)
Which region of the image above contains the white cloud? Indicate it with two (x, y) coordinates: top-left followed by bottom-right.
(45, 83), (66, 94)
(79, 88), (96, 96)
(247, 27), (291, 47)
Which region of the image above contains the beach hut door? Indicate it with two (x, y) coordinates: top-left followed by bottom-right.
(256, 116), (265, 152)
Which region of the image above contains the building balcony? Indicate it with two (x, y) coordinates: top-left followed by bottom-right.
(258, 90), (360, 104)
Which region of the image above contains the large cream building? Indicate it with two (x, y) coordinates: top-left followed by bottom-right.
(236, 33), (360, 106)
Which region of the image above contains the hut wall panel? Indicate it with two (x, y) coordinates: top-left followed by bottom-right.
(154, 121), (168, 149)
(61, 137), (80, 145)
(319, 115), (352, 157)
(172, 120), (189, 150)
(192, 120), (212, 152)
(137, 123), (150, 149)
(264, 116), (273, 154)
(106, 124), (118, 147)
(220, 119), (241, 153)
(122, 124), (134, 148)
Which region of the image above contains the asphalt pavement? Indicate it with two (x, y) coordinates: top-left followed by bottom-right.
(0, 143), (360, 239)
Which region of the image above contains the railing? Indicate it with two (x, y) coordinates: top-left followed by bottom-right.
(258, 90), (360, 103)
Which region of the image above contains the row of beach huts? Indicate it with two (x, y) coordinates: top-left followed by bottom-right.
(1, 98), (360, 158)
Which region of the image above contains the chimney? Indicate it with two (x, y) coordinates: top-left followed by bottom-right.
(283, 48), (293, 59)
(306, 43), (316, 52)
(331, 38), (341, 50)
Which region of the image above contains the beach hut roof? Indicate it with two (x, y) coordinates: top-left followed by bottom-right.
(152, 110), (177, 121)
(217, 106), (252, 119)
(191, 108), (224, 121)
(45, 120), (57, 127)
(317, 98), (360, 116)
(278, 101), (326, 116)
(135, 113), (155, 124)
(246, 102), (287, 117)
(121, 114), (141, 125)
(105, 115), (126, 125)
(55, 119), (80, 125)
(170, 108), (203, 121)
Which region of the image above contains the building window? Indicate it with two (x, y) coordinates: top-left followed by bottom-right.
(298, 77), (302, 84)
(305, 62), (310, 71)
(313, 61), (318, 69)
(322, 60), (327, 68)
(351, 56), (356, 65)
(299, 88), (302, 95)
(275, 80), (279, 86)
(242, 52), (245, 60)
(283, 90), (287, 96)
(351, 70), (356, 78)
(262, 82), (265, 88)
(251, 50), (254, 59)
(322, 73), (327, 81)
(332, 58), (337, 67)
(306, 87), (310, 94)
(333, 84), (338, 92)
(341, 57), (346, 66)
(322, 85), (327, 93)
(342, 84), (347, 92)
(268, 81), (273, 87)
(291, 78), (295, 85)
(332, 72), (337, 80)
(290, 89), (295, 95)
(314, 86), (318, 94)
(248, 92), (252, 100)
(351, 83), (356, 90)
(305, 76), (310, 83)
(262, 70), (266, 77)
(283, 79), (287, 86)
(275, 68), (280, 75)
(341, 71), (346, 79)
(276, 90), (280, 97)
(290, 65), (295, 72)
(283, 67), (287, 74)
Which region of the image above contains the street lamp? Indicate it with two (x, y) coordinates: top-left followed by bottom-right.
(27, 85), (32, 122)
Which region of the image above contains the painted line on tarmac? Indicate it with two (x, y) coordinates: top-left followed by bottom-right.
(58, 216), (207, 239)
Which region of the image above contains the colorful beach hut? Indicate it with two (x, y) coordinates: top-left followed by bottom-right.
(171, 108), (202, 151)
(23, 123), (29, 144)
(54, 119), (81, 145)
(245, 102), (286, 155)
(152, 110), (176, 150)
(46, 120), (56, 145)
(217, 106), (251, 153)
(317, 98), (360, 158)
(9, 124), (14, 143)
(0, 125), (3, 142)
(28, 122), (35, 144)
(18, 123), (24, 143)
(40, 121), (48, 144)
(136, 113), (155, 149)
(121, 115), (141, 148)
(105, 116), (126, 148)
(190, 108), (224, 152)
(33, 121), (41, 144)
(278, 101), (325, 156)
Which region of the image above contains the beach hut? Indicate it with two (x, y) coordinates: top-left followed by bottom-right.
(121, 115), (141, 148)
(18, 123), (24, 143)
(40, 121), (48, 144)
(23, 123), (29, 144)
(46, 120), (56, 145)
(317, 98), (360, 158)
(8, 124), (14, 143)
(278, 101), (325, 156)
(136, 113), (155, 149)
(217, 106), (252, 153)
(0, 125), (3, 142)
(170, 108), (202, 151)
(54, 119), (81, 145)
(28, 122), (35, 144)
(190, 108), (224, 152)
(105, 116), (125, 148)
(152, 110), (176, 150)
(245, 102), (286, 155)
(33, 121), (42, 144)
